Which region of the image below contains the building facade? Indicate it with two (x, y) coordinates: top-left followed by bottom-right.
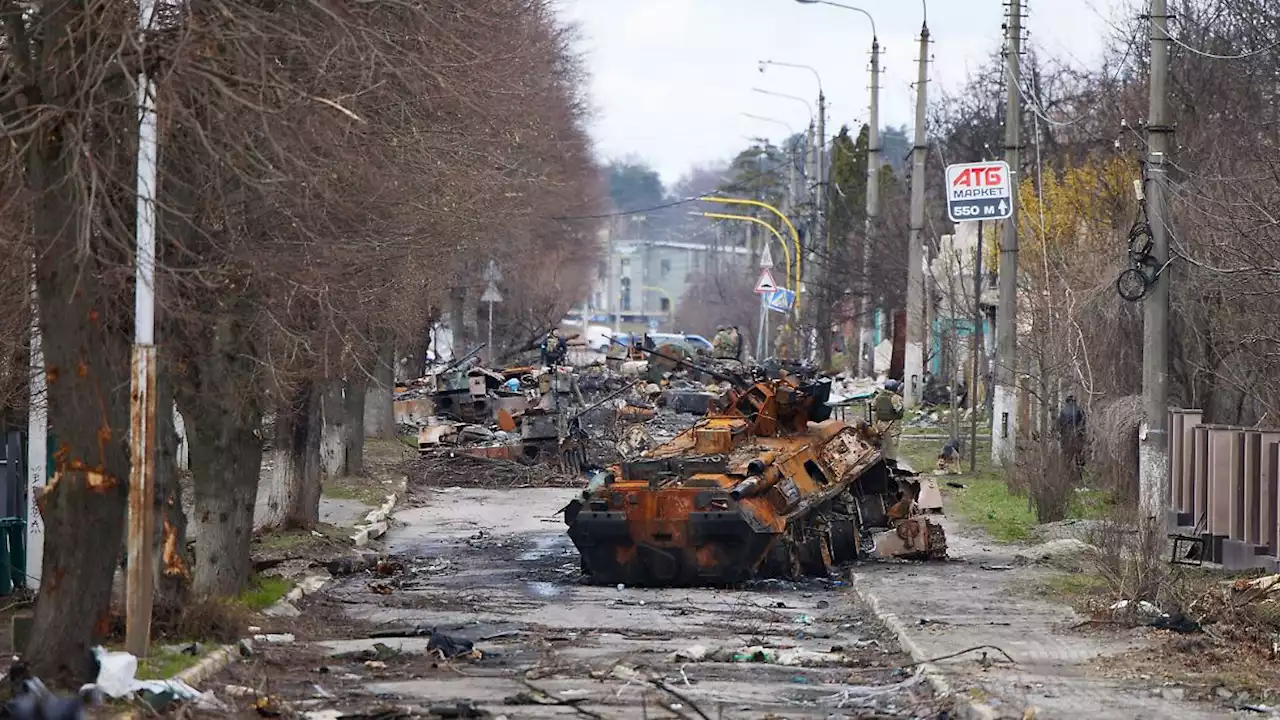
(573, 218), (753, 333)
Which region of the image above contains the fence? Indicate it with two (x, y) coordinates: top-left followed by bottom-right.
(1168, 409), (1279, 570)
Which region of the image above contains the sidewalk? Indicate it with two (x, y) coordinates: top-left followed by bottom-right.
(851, 517), (1248, 720)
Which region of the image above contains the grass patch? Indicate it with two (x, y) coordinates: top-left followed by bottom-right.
(136, 649), (203, 680)
(255, 522), (346, 552)
(945, 470), (1038, 542)
(1068, 487), (1115, 520)
(237, 574), (292, 612)
(321, 479), (388, 507)
(1043, 570), (1109, 600)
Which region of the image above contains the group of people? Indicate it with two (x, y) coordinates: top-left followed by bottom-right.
(712, 325), (744, 361)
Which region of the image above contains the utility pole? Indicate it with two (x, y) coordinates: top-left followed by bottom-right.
(971, 220), (984, 472)
(608, 220), (619, 337)
(993, 0), (1022, 466)
(26, 272), (44, 591)
(803, 120), (817, 333)
(903, 22), (930, 408)
(1141, 0), (1172, 523)
(813, 91), (828, 364)
(859, 39), (881, 377)
(127, 0), (160, 657)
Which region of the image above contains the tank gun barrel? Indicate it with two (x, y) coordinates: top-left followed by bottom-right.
(614, 338), (747, 388)
(440, 343), (487, 374)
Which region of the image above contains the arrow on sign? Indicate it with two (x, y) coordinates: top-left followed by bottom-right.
(998, 200), (1008, 214)
(754, 268), (778, 294)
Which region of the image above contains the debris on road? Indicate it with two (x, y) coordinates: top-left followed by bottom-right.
(565, 354), (947, 587)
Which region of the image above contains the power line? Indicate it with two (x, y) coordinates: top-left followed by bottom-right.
(1011, 31), (1141, 129)
(552, 194), (710, 221)
(1167, 22), (1280, 60)
(553, 134), (849, 221)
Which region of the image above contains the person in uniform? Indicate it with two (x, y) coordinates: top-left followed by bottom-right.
(730, 326), (744, 361)
(871, 379), (906, 460)
(712, 326), (735, 359)
(540, 328), (566, 367)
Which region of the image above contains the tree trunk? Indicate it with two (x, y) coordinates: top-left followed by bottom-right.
(319, 378), (345, 478)
(172, 304), (265, 599)
(262, 383), (322, 530)
(153, 365), (191, 621)
(187, 415), (260, 598)
(26, 183), (131, 684)
(364, 342), (395, 439)
(343, 376), (366, 475)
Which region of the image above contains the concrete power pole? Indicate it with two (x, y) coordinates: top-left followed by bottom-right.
(859, 39), (881, 377)
(992, 0), (1022, 466)
(1140, 0), (1172, 523)
(127, 0), (161, 657)
(810, 93), (827, 362)
(608, 219), (620, 337)
(903, 23), (930, 408)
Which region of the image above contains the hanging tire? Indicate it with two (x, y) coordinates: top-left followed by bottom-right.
(1116, 268), (1149, 301)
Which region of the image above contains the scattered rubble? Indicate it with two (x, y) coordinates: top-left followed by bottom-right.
(565, 353), (947, 587)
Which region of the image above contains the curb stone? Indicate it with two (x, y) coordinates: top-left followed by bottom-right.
(174, 642), (243, 688)
(849, 571), (1001, 720)
(170, 475), (406, 690)
(351, 491), (398, 547)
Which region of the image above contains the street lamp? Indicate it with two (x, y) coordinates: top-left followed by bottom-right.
(792, 0), (883, 378)
(758, 59), (823, 96)
(792, 0), (877, 40)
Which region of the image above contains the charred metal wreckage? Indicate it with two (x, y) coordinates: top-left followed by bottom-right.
(564, 351), (947, 587)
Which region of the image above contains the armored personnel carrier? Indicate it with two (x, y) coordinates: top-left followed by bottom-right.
(563, 370), (946, 586)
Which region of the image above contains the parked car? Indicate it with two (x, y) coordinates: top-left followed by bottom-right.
(648, 332), (713, 354)
(585, 325), (613, 351)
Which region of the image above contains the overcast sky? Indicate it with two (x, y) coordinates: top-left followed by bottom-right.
(555, 0), (1130, 185)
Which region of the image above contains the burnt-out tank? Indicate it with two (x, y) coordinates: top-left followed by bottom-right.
(563, 374), (947, 587)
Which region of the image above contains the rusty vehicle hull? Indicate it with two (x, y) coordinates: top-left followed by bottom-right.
(564, 378), (945, 587)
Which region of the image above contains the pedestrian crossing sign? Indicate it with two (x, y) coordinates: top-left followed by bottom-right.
(766, 288), (795, 313)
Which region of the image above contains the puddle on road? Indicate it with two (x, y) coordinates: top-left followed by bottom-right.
(522, 580), (566, 599)
(517, 533), (573, 561)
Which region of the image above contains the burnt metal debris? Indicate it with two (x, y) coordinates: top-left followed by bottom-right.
(562, 353), (947, 587)
(394, 334), (948, 588)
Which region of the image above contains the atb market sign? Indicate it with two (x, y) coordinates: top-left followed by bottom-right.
(945, 161), (1013, 223)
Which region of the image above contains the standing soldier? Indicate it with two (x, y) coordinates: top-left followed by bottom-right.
(540, 328), (567, 367)
(712, 326), (735, 359)
(871, 379), (906, 460)
(730, 326), (744, 361)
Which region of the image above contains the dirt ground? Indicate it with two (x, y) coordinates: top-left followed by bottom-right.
(205, 480), (951, 719)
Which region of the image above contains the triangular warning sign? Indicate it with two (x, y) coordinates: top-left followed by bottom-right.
(759, 244), (774, 269)
(755, 268), (778, 294)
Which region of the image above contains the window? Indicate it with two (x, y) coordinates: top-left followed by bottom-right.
(660, 298), (671, 312)
(620, 277), (632, 311)
(660, 259), (671, 277)
(621, 259), (630, 269)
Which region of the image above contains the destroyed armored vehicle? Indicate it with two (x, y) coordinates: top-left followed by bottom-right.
(563, 366), (946, 586)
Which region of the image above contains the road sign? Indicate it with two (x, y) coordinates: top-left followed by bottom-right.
(754, 268), (778, 294)
(480, 281), (503, 304)
(759, 244), (774, 269)
(945, 161), (1013, 223)
(766, 288), (795, 313)
(483, 259), (502, 284)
